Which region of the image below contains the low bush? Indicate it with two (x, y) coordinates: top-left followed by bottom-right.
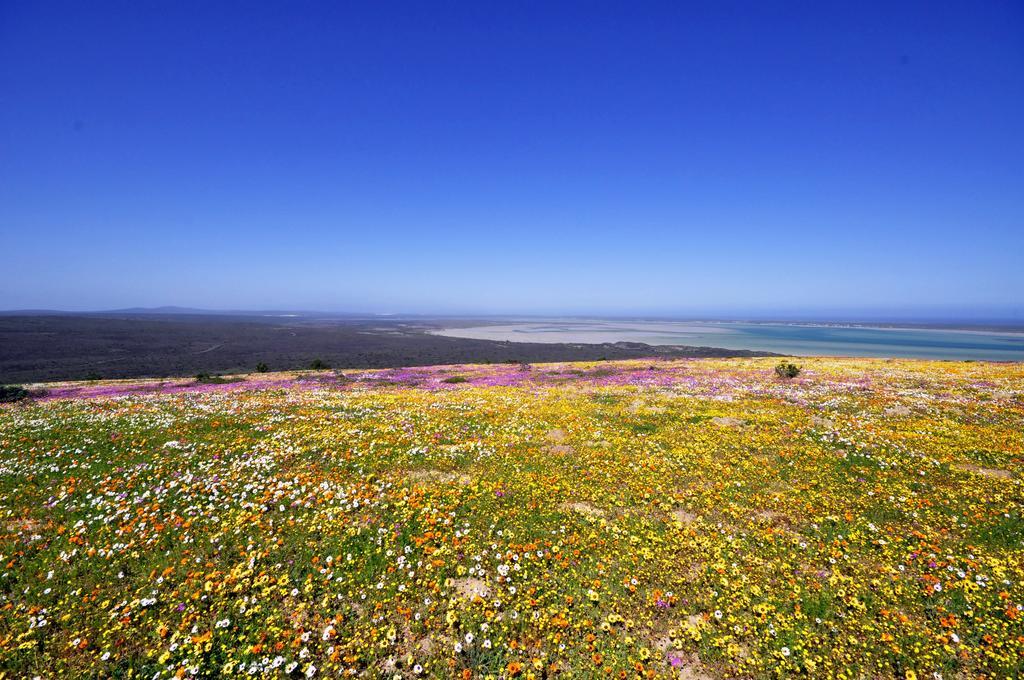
(0, 385), (29, 403)
(774, 362), (801, 379)
(441, 375), (469, 384)
(195, 373), (238, 385)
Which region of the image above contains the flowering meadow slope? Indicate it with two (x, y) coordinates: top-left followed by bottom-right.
(1, 358), (1022, 679)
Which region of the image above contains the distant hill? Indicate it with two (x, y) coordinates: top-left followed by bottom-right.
(0, 306), (361, 318)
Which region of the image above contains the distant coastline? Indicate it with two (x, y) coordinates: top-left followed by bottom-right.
(2, 308), (1021, 334)
(431, 319), (1024, 361)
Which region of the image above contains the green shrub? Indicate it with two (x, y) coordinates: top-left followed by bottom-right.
(441, 375), (469, 383)
(774, 362), (801, 379)
(0, 385), (29, 403)
(195, 373), (233, 384)
(255, 362), (269, 373)
(309, 358), (330, 370)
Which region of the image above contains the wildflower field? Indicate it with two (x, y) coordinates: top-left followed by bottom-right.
(1, 358), (1022, 679)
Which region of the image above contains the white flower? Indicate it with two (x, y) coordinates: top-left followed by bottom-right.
(781, 646), (791, 657)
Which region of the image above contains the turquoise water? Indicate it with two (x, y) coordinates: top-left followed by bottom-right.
(433, 320), (1024, 361)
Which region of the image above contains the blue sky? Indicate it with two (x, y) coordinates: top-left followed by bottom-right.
(2, 1), (1022, 319)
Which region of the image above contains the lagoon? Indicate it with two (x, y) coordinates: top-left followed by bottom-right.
(433, 320), (1024, 361)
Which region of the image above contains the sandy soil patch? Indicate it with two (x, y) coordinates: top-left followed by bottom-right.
(451, 577), (490, 600)
(672, 509), (698, 525)
(753, 509), (791, 525)
(884, 404), (913, 417)
(407, 469), (472, 485)
(630, 399), (666, 414)
(651, 638), (712, 680)
(677, 659), (713, 680)
(811, 416), (835, 429)
(561, 501), (606, 518)
(546, 428), (567, 442)
(544, 429), (576, 455)
(957, 463), (1014, 480)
